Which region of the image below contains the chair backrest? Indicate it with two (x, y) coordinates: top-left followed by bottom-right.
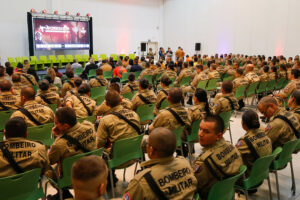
(0, 168), (43, 200)
(103, 71), (113, 79)
(27, 123), (54, 146)
(110, 54), (118, 61)
(219, 111), (233, 129)
(235, 85), (247, 99)
(74, 55), (83, 62)
(120, 72), (129, 82)
(187, 120), (201, 142)
(266, 79), (276, 92)
(275, 78), (285, 90)
(91, 54), (99, 61)
(0, 132), (4, 142)
(143, 75), (153, 84)
(48, 55), (58, 62)
(136, 104), (155, 123)
(22, 56), (29, 62)
(108, 135), (144, 169)
(39, 56), (48, 62)
(57, 55), (66, 62)
(243, 147), (282, 189)
(180, 76), (191, 86)
(96, 95), (105, 106)
(77, 115), (95, 124)
(30, 56), (38, 62)
(128, 54), (135, 60)
(134, 71), (142, 77)
(119, 54), (126, 58)
(294, 138), (300, 152)
(173, 126), (185, 147)
(49, 104), (57, 113)
(59, 148), (104, 188)
(208, 165), (247, 200)
(82, 54), (90, 62)
(246, 82), (259, 97)
(197, 80), (208, 89)
(256, 81), (268, 94)
(122, 91), (137, 101)
(75, 67), (83, 75)
(160, 98), (170, 110)
(15, 57), (22, 64)
(91, 86), (106, 99)
(206, 79), (218, 91)
(66, 55), (74, 62)
(100, 54), (107, 60)
(273, 139), (299, 170)
(0, 110), (14, 131)
(88, 69), (96, 77)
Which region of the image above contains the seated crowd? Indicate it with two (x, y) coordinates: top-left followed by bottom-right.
(0, 51), (300, 200)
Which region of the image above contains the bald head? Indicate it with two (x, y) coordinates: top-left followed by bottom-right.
(105, 90), (121, 108)
(0, 80), (12, 91)
(21, 87), (35, 100)
(148, 127), (176, 158)
(246, 64), (254, 72)
(168, 87), (183, 104)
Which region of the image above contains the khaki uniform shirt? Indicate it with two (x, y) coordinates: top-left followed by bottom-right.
(208, 70), (220, 79)
(132, 89), (157, 110)
(153, 68), (165, 80)
(36, 90), (61, 107)
(96, 98), (133, 116)
(49, 84), (59, 93)
(176, 68), (193, 83)
(212, 93), (239, 115)
(10, 100), (55, 127)
(265, 109), (300, 150)
(121, 81), (139, 94)
(0, 137), (50, 178)
(232, 76), (249, 92)
(216, 66), (227, 74)
(149, 103), (191, 132)
(66, 94), (96, 118)
(188, 102), (206, 123)
(156, 87), (170, 109)
(175, 49), (185, 59)
(124, 156), (197, 200)
(60, 78), (75, 97)
(139, 68), (154, 79)
(291, 106), (300, 123)
(236, 128), (272, 174)
(160, 70), (177, 80)
(96, 105), (140, 148)
(191, 72), (208, 88)
(259, 73), (269, 82)
(20, 73), (38, 87)
(12, 82), (25, 96)
(279, 71), (288, 80)
(100, 63), (112, 72)
(269, 72), (276, 80)
(88, 76), (108, 88)
(63, 89), (78, 103)
(245, 71), (260, 83)
(0, 91), (21, 110)
(279, 79), (300, 99)
(193, 138), (243, 199)
(49, 121), (96, 174)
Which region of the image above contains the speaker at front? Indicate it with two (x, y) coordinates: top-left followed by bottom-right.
(141, 43), (146, 52)
(195, 43), (201, 51)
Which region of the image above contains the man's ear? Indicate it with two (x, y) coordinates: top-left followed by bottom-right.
(216, 132), (223, 141)
(99, 183), (106, 196)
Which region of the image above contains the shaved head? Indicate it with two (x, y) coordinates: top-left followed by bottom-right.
(0, 80), (12, 91)
(246, 64), (254, 71)
(168, 87), (183, 104)
(258, 96), (278, 107)
(105, 90), (121, 107)
(21, 87), (35, 100)
(148, 127), (176, 158)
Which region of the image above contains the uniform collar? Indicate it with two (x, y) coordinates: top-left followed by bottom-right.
(270, 108), (283, 121)
(139, 89), (149, 93)
(194, 102), (206, 107)
(62, 123), (81, 136)
(109, 105), (123, 113)
(169, 103), (182, 108)
(96, 75), (104, 79)
(140, 156), (174, 168)
(245, 128), (261, 137)
(202, 138), (226, 151)
(222, 93), (233, 97)
(24, 100), (38, 106)
(5, 137), (26, 141)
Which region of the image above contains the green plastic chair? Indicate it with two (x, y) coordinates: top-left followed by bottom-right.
(46, 148), (104, 199)
(197, 80), (208, 89)
(91, 54), (99, 62)
(134, 71), (142, 78)
(108, 135), (144, 197)
(48, 55), (60, 68)
(74, 55), (83, 64)
(82, 54), (90, 63)
(57, 55), (68, 66)
(185, 120), (201, 163)
(266, 80), (276, 93)
(246, 82), (259, 97)
(110, 54), (118, 61)
(77, 115), (95, 124)
(88, 69), (97, 79)
(179, 76), (191, 86)
(15, 57), (22, 64)
(142, 75), (153, 84)
(119, 54), (126, 58)
(235, 147), (282, 200)
(120, 72), (129, 83)
(49, 104), (57, 113)
(0, 132), (4, 142)
(256, 81), (268, 94)
(7, 57), (17, 68)
(100, 54), (107, 60)
(128, 53), (135, 60)
(160, 98), (170, 110)
(275, 78), (286, 90)
(173, 126), (185, 155)
(0, 168), (44, 200)
(136, 104), (155, 124)
(74, 67), (83, 75)
(205, 79), (218, 91)
(0, 110), (14, 131)
(169, 77), (176, 87)
(39, 56), (51, 67)
(219, 111), (234, 144)
(103, 71), (113, 79)
(207, 165), (247, 200)
(154, 73), (163, 85)
(32, 85), (38, 93)
(91, 86), (106, 99)
(66, 55), (74, 63)
(96, 95), (105, 106)
(122, 91), (137, 101)
(30, 56), (42, 70)
(27, 123), (54, 146)
(270, 140), (300, 199)
(235, 85), (247, 99)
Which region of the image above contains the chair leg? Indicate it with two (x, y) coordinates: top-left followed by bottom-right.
(245, 189), (249, 200)
(188, 143), (193, 166)
(110, 169), (115, 198)
(274, 171), (280, 200)
(123, 168), (126, 182)
(59, 188), (63, 200)
(134, 162), (138, 175)
(267, 176), (273, 200)
(290, 160), (296, 195)
(229, 125), (233, 144)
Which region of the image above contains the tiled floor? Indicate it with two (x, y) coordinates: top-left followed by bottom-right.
(45, 100), (300, 200)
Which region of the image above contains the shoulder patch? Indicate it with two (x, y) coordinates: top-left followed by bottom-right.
(123, 193), (131, 200)
(194, 165), (202, 173)
(265, 125), (271, 132)
(236, 140), (243, 147)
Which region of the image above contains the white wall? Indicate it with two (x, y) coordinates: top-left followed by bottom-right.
(0, 0), (163, 61)
(162, 0), (300, 58)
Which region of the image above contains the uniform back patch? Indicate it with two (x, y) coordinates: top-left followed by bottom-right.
(123, 193), (131, 200)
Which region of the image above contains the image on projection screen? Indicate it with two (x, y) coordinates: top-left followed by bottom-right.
(33, 18), (90, 50)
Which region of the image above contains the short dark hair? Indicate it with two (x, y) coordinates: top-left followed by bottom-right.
(12, 74), (21, 83)
(222, 80), (233, 93)
(5, 117), (27, 138)
(96, 68), (103, 76)
(196, 65), (204, 71)
(74, 77), (83, 87)
(105, 90), (121, 107)
(203, 115), (225, 134)
(168, 87), (183, 104)
(292, 91), (300, 105)
(78, 84), (91, 94)
(21, 87), (35, 100)
(160, 76), (172, 86)
(39, 80), (49, 91)
(128, 73), (136, 82)
(139, 79), (150, 89)
(109, 83), (121, 93)
(242, 110), (260, 129)
(56, 107), (77, 127)
(17, 63), (23, 68)
(263, 66), (269, 73)
(236, 68), (243, 75)
(291, 69), (300, 79)
(5, 62), (10, 68)
(0, 66), (5, 76)
(6, 66), (14, 76)
(44, 75), (54, 84)
(0, 80), (12, 91)
(66, 69), (74, 78)
(24, 60), (29, 65)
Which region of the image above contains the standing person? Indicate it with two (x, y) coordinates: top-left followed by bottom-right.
(159, 47), (165, 60)
(175, 47), (185, 61)
(166, 47), (173, 58)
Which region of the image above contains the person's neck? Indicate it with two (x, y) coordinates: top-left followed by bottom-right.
(75, 191), (100, 200)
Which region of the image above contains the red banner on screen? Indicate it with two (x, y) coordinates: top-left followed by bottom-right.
(34, 18), (89, 50)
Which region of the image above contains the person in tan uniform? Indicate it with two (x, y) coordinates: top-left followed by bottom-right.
(193, 115), (243, 199)
(236, 110), (272, 175)
(63, 77), (83, 103)
(72, 156), (108, 200)
(44, 75), (59, 93)
(100, 59), (112, 72)
(88, 68), (108, 88)
(96, 90), (140, 150)
(121, 73), (139, 94)
(159, 61), (177, 80)
(132, 79), (157, 111)
(16, 64), (38, 87)
(175, 47), (185, 60)
(138, 62), (153, 80)
(245, 64), (260, 84)
(0, 117), (50, 178)
(207, 64), (220, 79)
(96, 83), (132, 116)
(258, 96), (300, 150)
(182, 65), (208, 95)
(175, 62), (193, 86)
(279, 64), (288, 80)
(60, 69), (75, 97)
(212, 81), (239, 115)
(12, 74), (25, 96)
(149, 88), (191, 132)
(35, 80), (61, 107)
(232, 68), (249, 93)
(155, 76), (172, 115)
(10, 87), (55, 127)
(259, 66), (270, 82)
(153, 62), (164, 81)
(269, 67), (279, 81)
(48, 107), (96, 200)
(188, 89), (211, 124)
(288, 91), (300, 122)
(66, 84), (96, 118)
(124, 127), (197, 200)
(0, 80), (21, 110)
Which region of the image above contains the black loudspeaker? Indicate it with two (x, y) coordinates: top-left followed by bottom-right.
(195, 43), (201, 51)
(141, 42), (146, 51)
